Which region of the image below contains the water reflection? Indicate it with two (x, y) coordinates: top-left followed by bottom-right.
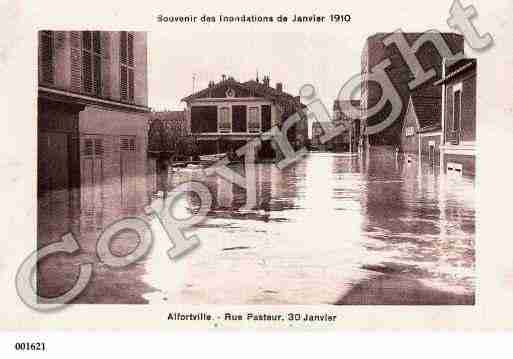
(37, 149), (475, 304)
(143, 150), (474, 304)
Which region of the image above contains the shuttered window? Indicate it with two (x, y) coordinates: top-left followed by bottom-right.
(39, 31), (54, 84)
(81, 31), (102, 96)
(120, 31), (135, 102)
(82, 138), (104, 158)
(261, 105), (271, 131)
(219, 107), (231, 133)
(453, 90), (461, 132)
(120, 136), (136, 152)
(248, 107), (261, 133)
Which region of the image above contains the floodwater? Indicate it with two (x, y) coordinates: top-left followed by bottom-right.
(37, 149), (475, 305)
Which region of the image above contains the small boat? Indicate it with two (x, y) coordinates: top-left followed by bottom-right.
(199, 153), (227, 162)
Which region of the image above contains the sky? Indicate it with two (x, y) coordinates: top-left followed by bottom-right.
(144, 0), (511, 112)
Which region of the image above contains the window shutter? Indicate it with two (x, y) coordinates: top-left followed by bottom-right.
(120, 66), (128, 101)
(94, 139), (104, 156)
(120, 31), (127, 65)
(70, 31), (82, 92)
(82, 31), (93, 93)
(83, 139), (94, 156)
(120, 137), (135, 151)
(94, 54), (102, 96)
(39, 31), (54, 84)
(127, 32), (134, 66)
(82, 51), (92, 93)
(101, 32), (111, 98)
(55, 31), (65, 49)
(128, 68), (134, 101)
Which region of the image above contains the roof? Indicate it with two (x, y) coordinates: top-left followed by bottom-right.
(181, 78), (304, 114)
(408, 92), (442, 131)
(435, 58), (476, 85)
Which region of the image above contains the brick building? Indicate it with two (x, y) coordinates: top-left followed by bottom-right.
(360, 32), (464, 148)
(38, 31), (150, 215)
(435, 58), (477, 176)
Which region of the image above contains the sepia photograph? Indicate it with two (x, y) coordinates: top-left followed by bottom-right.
(5, 0), (513, 344)
(36, 28), (475, 306)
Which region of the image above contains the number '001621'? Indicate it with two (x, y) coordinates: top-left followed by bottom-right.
(14, 342), (46, 351)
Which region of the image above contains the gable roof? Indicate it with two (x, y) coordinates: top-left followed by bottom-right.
(403, 86), (442, 133)
(411, 95), (442, 131)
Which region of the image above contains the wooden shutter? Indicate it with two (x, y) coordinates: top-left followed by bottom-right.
(120, 31), (127, 65)
(70, 31), (82, 92)
(120, 31), (135, 102)
(39, 31), (54, 84)
(128, 68), (134, 101)
(82, 32), (93, 93)
(93, 31), (102, 96)
(120, 66), (128, 101)
(101, 32), (111, 98)
(127, 32), (134, 66)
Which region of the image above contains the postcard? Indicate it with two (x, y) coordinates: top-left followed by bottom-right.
(1, 0), (513, 333)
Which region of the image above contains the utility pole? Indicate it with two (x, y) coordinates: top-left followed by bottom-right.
(192, 73), (196, 93)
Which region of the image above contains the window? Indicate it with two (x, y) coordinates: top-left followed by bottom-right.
(120, 31), (135, 102)
(405, 126), (415, 137)
(191, 106), (218, 133)
(82, 31), (102, 96)
(248, 107), (260, 133)
(40, 31), (54, 84)
(82, 138), (104, 158)
(120, 136), (136, 152)
(232, 105), (247, 132)
(261, 105), (272, 131)
(219, 107), (231, 133)
(453, 89), (461, 132)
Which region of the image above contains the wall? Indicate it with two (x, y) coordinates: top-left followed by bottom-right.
(79, 106), (149, 211)
(361, 32), (464, 146)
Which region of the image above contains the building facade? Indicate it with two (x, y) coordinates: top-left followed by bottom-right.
(360, 32), (464, 149)
(310, 121), (331, 150)
(333, 99), (361, 152)
(400, 92), (442, 165)
(181, 76), (307, 159)
(436, 58), (477, 176)
(38, 31), (150, 216)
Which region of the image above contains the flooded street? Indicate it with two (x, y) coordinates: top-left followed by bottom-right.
(144, 149), (475, 304)
(37, 149), (475, 305)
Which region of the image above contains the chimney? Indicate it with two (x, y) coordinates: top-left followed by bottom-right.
(276, 82), (283, 92)
(221, 74), (226, 81)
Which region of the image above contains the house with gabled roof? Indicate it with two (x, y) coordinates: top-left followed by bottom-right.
(181, 75), (307, 159)
(400, 88), (443, 164)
